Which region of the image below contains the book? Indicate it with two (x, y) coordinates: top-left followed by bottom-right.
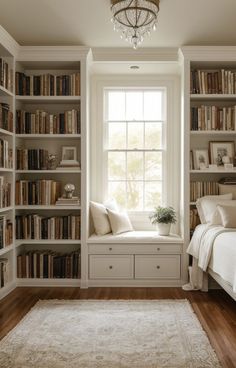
(15, 180), (61, 205)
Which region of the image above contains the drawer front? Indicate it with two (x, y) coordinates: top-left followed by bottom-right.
(89, 255), (134, 279)
(88, 243), (182, 255)
(135, 255), (181, 279)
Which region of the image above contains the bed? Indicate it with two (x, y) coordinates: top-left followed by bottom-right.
(184, 224), (236, 301)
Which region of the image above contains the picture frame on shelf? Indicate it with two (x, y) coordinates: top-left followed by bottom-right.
(209, 141), (235, 166)
(193, 149), (209, 170)
(57, 146), (80, 169)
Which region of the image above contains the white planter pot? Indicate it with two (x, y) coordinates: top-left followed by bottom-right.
(156, 223), (171, 236)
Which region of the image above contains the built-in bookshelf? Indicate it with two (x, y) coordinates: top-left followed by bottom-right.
(0, 27), (90, 297)
(0, 42), (15, 298)
(14, 57), (84, 287)
(181, 47), (236, 252)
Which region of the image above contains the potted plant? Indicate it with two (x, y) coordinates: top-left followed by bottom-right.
(149, 206), (177, 236)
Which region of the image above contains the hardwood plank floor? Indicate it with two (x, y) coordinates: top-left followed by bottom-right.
(0, 287), (235, 368)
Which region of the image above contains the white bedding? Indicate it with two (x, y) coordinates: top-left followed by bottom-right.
(209, 232), (236, 291)
(184, 224), (236, 292)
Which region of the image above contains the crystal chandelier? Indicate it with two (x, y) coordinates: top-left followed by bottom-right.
(110, 0), (160, 49)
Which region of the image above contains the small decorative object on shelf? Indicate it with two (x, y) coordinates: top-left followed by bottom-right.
(56, 183), (80, 206)
(193, 149), (209, 170)
(149, 206), (177, 236)
(57, 146), (80, 169)
(47, 153), (58, 170)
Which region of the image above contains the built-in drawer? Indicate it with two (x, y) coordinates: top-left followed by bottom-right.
(88, 243), (182, 255)
(89, 255), (134, 279)
(135, 255), (181, 279)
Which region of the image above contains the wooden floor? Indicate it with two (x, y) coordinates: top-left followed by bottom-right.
(0, 287), (235, 368)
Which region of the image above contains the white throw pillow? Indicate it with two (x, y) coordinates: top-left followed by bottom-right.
(217, 204), (236, 228)
(90, 201), (111, 235)
(107, 208), (133, 235)
(196, 193), (233, 224)
(104, 198), (119, 212)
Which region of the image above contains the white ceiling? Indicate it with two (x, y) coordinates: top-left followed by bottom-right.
(0, 0), (236, 47)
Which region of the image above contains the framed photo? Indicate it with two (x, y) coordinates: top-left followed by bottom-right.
(209, 141), (235, 166)
(62, 146), (77, 162)
(193, 149), (209, 170)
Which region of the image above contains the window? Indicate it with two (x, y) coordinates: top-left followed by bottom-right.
(104, 88), (166, 211)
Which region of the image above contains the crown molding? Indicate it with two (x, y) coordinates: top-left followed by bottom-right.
(91, 47), (179, 62)
(180, 46), (236, 61)
(0, 25), (20, 57)
(17, 46), (91, 61)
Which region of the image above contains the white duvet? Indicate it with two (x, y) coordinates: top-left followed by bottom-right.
(183, 224), (236, 292)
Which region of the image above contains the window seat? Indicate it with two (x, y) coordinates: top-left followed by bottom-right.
(87, 231), (183, 244)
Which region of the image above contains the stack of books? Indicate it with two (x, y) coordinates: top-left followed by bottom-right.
(0, 216), (13, 249)
(15, 180), (61, 205)
(0, 103), (13, 132)
(0, 258), (9, 288)
(0, 176), (11, 208)
(17, 250), (81, 279)
(15, 72), (80, 96)
(0, 139), (13, 169)
(15, 214), (81, 240)
(190, 181), (219, 202)
(0, 58), (13, 92)
(191, 69), (236, 94)
(16, 148), (49, 170)
(56, 196), (80, 206)
(16, 109), (80, 134)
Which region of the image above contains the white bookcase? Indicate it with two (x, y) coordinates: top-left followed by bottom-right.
(0, 27), (91, 297)
(180, 46), (236, 249)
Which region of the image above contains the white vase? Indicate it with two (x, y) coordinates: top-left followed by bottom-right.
(156, 223), (171, 236)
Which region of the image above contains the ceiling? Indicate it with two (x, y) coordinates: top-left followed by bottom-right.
(0, 0), (236, 47)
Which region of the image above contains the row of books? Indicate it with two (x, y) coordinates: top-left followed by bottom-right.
(190, 181), (219, 202)
(0, 258), (8, 288)
(191, 105), (236, 131)
(16, 109), (80, 135)
(17, 250), (81, 279)
(191, 69), (236, 94)
(16, 149), (49, 170)
(0, 216), (13, 248)
(0, 58), (13, 92)
(0, 177), (11, 208)
(15, 180), (60, 205)
(0, 103), (13, 132)
(16, 214), (81, 240)
(0, 139), (13, 169)
(15, 72), (80, 96)
(190, 208), (200, 231)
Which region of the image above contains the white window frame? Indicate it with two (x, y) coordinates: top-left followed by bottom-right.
(90, 75), (180, 229)
(104, 87), (167, 212)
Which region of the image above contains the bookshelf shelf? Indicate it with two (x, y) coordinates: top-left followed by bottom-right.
(190, 94), (236, 100)
(15, 205), (81, 210)
(0, 168), (14, 172)
(16, 239), (81, 247)
(190, 169), (236, 174)
(0, 206), (14, 213)
(16, 169), (81, 174)
(16, 96), (81, 103)
(190, 130), (236, 135)
(0, 85), (14, 97)
(0, 244), (14, 256)
(0, 128), (14, 136)
(16, 134), (81, 139)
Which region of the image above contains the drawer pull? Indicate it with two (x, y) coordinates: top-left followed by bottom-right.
(156, 265), (160, 269)
(157, 247), (160, 251)
(109, 265), (113, 269)
(109, 247), (113, 251)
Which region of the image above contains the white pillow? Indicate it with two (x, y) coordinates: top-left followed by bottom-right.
(104, 198), (119, 212)
(196, 194), (233, 224)
(107, 208), (133, 235)
(90, 201), (111, 235)
(214, 201), (236, 226)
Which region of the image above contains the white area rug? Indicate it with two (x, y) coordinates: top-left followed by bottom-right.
(0, 300), (221, 368)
